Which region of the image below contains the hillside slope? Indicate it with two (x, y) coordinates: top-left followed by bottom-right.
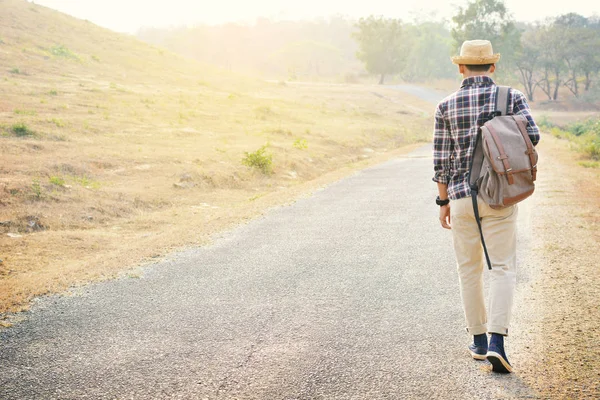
(0, 0), (432, 315)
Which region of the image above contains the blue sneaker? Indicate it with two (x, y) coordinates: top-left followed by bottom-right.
(487, 334), (513, 373)
(468, 333), (488, 360)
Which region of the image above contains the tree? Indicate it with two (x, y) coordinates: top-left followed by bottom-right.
(352, 16), (406, 84)
(401, 21), (455, 82)
(513, 14), (600, 102)
(554, 13), (600, 97)
(451, 0), (521, 78)
(514, 28), (541, 101)
(583, 17), (600, 92)
(535, 22), (568, 101)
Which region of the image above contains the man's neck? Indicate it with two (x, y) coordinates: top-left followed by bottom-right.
(462, 72), (493, 79)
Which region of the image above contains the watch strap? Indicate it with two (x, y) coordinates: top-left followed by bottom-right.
(436, 196), (450, 206)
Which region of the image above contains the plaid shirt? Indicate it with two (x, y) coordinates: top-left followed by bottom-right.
(432, 76), (540, 200)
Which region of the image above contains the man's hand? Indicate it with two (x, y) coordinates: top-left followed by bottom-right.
(439, 204), (451, 229)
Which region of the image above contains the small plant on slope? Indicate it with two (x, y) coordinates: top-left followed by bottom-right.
(49, 45), (79, 61)
(242, 144), (273, 175)
(11, 123), (34, 137)
(293, 138), (308, 150)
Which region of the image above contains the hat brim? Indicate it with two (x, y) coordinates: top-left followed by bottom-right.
(451, 54), (501, 65)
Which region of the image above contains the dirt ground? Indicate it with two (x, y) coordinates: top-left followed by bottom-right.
(513, 135), (599, 399)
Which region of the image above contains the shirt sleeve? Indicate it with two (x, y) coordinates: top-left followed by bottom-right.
(512, 90), (540, 146)
(432, 102), (452, 184)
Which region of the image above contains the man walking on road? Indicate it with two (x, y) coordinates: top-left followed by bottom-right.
(432, 40), (540, 373)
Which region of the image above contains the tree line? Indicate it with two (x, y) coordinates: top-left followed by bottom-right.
(137, 17), (456, 84)
(138, 0), (600, 102)
(354, 0), (600, 101)
(515, 13), (600, 101)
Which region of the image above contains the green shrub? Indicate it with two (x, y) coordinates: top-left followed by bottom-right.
(74, 175), (101, 189)
(49, 118), (65, 127)
(570, 119), (600, 136)
(569, 121), (587, 136)
(49, 45), (79, 60)
(31, 179), (43, 199)
(293, 138), (308, 150)
(579, 160), (600, 168)
(537, 115), (555, 130)
(581, 140), (600, 161)
(549, 127), (567, 139)
(49, 176), (65, 186)
(567, 119), (600, 160)
(11, 123), (34, 137)
(14, 109), (36, 116)
(9, 67), (21, 74)
(547, 117), (600, 162)
(48, 89), (58, 96)
(242, 145), (273, 175)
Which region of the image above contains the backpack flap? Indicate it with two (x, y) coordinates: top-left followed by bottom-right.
(481, 115), (537, 183)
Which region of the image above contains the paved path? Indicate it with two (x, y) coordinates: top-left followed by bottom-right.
(0, 87), (538, 399)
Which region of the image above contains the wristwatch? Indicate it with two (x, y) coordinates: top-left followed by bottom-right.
(436, 196), (450, 206)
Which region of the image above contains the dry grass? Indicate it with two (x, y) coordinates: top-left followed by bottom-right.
(0, 0), (432, 314)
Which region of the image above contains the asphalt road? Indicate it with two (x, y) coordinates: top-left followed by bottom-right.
(0, 87), (538, 399)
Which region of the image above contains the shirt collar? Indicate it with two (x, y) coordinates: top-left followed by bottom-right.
(460, 75), (495, 88)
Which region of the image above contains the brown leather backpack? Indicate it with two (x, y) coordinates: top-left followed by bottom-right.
(469, 86), (538, 269)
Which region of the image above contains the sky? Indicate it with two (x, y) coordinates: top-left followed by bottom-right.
(31, 0), (600, 33)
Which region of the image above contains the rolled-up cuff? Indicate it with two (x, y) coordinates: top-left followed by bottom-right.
(432, 174), (449, 185)
(465, 323), (487, 336)
(488, 325), (509, 336)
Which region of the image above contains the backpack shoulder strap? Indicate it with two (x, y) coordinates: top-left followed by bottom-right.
(495, 86), (511, 116)
(469, 85), (498, 187)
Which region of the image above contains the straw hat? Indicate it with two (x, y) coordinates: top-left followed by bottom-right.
(451, 40), (501, 65)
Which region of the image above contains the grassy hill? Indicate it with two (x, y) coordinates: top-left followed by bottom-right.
(0, 0), (432, 316)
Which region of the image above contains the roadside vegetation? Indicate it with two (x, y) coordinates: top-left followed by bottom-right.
(0, 0), (432, 316)
(539, 117), (600, 167)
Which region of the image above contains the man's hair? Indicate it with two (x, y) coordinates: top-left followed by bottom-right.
(465, 64), (493, 72)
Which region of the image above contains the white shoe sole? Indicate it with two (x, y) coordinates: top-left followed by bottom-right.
(469, 349), (487, 360)
(487, 351), (513, 373)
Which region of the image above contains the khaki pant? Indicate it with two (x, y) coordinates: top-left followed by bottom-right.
(451, 196), (518, 336)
